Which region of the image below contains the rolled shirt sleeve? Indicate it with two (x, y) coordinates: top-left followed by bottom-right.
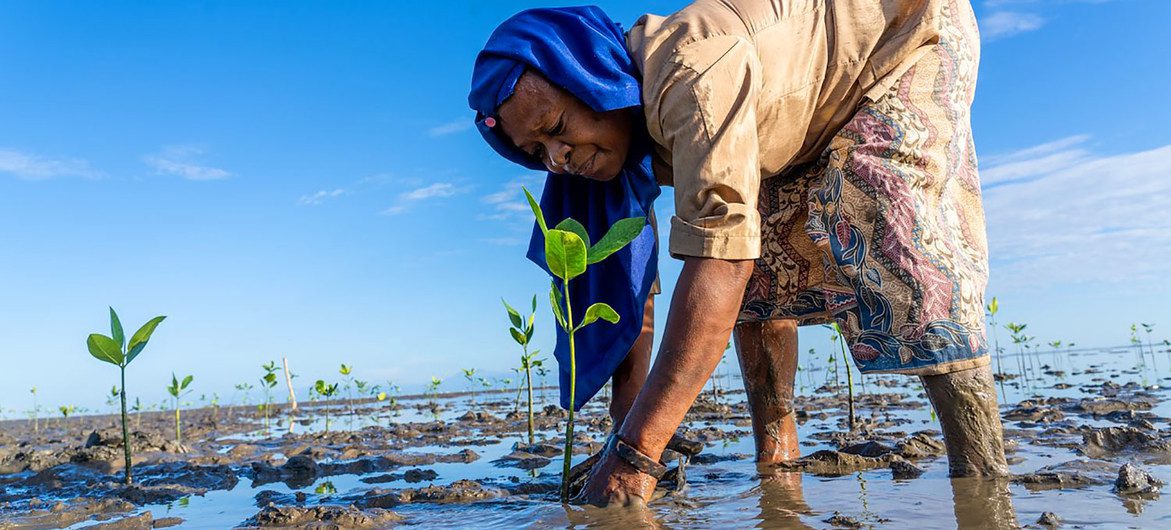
(657, 36), (763, 261)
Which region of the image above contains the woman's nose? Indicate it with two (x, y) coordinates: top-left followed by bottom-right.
(543, 141), (572, 173)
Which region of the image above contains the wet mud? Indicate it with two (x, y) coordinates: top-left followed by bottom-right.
(2, 348), (1171, 527)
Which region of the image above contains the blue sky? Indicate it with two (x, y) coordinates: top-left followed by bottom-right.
(2, 0), (1169, 415)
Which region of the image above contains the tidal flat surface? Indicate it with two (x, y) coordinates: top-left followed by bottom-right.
(2, 347), (1171, 528)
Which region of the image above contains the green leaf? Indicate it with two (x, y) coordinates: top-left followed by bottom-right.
(987, 297), (999, 316)
(531, 294), (537, 313)
(522, 186), (547, 235)
(182, 375), (193, 390)
(549, 280), (567, 330)
(544, 229), (587, 280)
(126, 316), (166, 364)
(577, 303), (620, 331)
(87, 334), (124, 366)
(587, 217), (646, 264)
(524, 323), (535, 343)
(502, 299), (523, 329)
(554, 218), (590, 248)
(509, 327), (527, 346)
(109, 307), (125, 349)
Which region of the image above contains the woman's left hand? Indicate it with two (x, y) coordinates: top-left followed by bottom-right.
(574, 451), (658, 507)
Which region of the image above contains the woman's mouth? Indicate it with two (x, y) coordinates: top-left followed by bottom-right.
(574, 152), (598, 178)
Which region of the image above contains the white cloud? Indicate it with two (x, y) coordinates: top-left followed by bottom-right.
(979, 11), (1045, 40)
(298, 188), (346, 206)
(0, 148), (99, 180)
(428, 119), (473, 137)
(144, 146), (231, 181)
(982, 138), (1171, 288)
(381, 182), (463, 215)
(479, 173), (544, 221)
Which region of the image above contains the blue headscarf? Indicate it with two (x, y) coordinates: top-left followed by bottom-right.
(468, 6), (660, 411)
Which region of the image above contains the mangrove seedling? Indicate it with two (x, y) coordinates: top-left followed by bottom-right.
(59, 405), (76, 425)
(427, 377), (442, 406)
(166, 373), (194, 444)
(86, 307), (166, 485)
(339, 364), (355, 413)
(503, 295), (540, 444)
(829, 323), (856, 430)
(523, 186), (645, 502)
(459, 367), (473, 400)
(260, 362), (279, 432)
(985, 297), (1008, 399)
(314, 380), (339, 432)
(29, 387), (38, 433)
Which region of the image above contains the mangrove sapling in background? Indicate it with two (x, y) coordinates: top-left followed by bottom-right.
(986, 297), (1008, 399)
(313, 380), (339, 432)
(29, 387), (38, 433)
(427, 377), (442, 409)
(166, 373), (194, 444)
(340, 364), (356, 413)
(260, 362), (280, 433)
(523, 186), (645, 503)
(86, 307), (166, 485)
(503, 295), (541, 444)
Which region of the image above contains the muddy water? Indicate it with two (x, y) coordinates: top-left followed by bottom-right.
(3, 347), (1171, 528)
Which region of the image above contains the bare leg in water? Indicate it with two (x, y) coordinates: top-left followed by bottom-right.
(609, 296), (654, 426)
(733, 319), (801, 463)
(922, 364), (1009, 477)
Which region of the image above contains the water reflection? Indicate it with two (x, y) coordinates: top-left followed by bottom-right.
(949, 477), (1018, 529)
(753, 467), (813, 529)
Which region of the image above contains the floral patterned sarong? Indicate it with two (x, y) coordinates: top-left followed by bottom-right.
(739, 0), (989, 376)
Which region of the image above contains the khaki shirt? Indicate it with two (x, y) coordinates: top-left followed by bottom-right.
(626, 0), (950, 260)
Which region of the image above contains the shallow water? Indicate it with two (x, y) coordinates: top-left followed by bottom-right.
(13, 346), (1171, 528)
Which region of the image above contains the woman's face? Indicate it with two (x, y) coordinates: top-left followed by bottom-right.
(497, 70), (633, 181)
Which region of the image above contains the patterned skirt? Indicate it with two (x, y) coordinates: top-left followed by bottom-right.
(739, 0), (989, 376)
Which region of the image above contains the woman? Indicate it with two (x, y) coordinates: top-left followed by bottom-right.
(469, 0), (1007, 506)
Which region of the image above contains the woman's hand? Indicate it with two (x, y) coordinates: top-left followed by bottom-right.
(577, 256), (754, 506)
(574, 450), (658, 507)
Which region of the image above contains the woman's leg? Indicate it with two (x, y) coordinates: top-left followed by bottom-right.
(733, 319), (801, 463)
(609, 296), (654, 426)
(921, 364), (1009, 477)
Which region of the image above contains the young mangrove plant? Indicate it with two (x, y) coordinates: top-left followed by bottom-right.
(503, 295), (540, 445)
(523, 186), (645, 503)
(462, 368), (478, 402)
(339, 364), (355, 413)
(58, 405), (76, 426)
(29, 387), (38, 433)
(260, 362), (279, 432)
(314, 380), (339, 432)
(829, 323), (856, 430)
(427, 377), (442, 407)
(86, 307), (166, 485)
(165, 373), (194, 444)
(985, 297), (1009, 399)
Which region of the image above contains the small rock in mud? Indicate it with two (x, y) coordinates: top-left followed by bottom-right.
(841, 441), (895, 458)
(492, 451), (551, 470)
(283, 455), (319, 479)
(403, 468), (439, 483)
(1013, 460), (1116, 491)
(823, 511), (864, 528)
(1080, 427), (1171, 458)
(690, 453), (749, 465)
(244, 504), (402, 529)
(153, 516), (184, 528)
(77, 511), (153, 530)
(781, 450), (892, 476)
(1074, 397), (1155, 415)
(889, 459), (924, 480)
(1113, 463), (1163, 496)
(513, 442), (562, 458)
(1035, 511), (1061, 527)
(896, 432), (946, 459)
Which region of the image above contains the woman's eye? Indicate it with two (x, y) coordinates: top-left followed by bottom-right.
(551, 118), (565, 136)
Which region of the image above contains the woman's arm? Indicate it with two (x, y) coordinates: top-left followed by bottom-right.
(578, 256), (752, 505)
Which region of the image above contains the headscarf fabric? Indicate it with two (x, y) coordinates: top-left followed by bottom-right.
(468, 6), (660, 411)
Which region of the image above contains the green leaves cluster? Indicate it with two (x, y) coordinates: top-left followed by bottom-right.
(87, 309), (166, 369)
(166, 374), (194, 399)
(523, 187), (641, 334)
